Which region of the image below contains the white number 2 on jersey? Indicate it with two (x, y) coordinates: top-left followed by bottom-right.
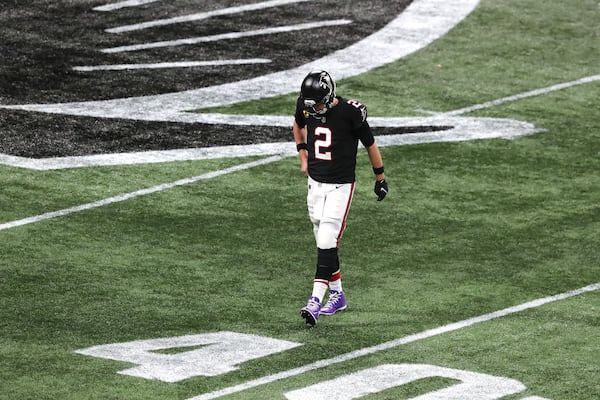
(314, 127), (332, 161)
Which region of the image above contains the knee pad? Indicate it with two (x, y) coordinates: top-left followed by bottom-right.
(315, 248), (338, 281)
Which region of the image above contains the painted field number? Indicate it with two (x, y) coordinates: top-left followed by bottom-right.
(75, 332), (551, 399)
(75, 331), (302, 382)
(285, 363), (543, 400)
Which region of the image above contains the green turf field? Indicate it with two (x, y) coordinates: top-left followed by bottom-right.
(1, 0), (599, 399)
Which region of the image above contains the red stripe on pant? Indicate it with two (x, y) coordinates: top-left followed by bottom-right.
(336, 182), (355, 247)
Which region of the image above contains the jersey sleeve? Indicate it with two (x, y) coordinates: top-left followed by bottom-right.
(294, 96), (307, 128)
(347, 99), (368, 129)
(346, 99), (375, 147)
(355, 120), (375, 147)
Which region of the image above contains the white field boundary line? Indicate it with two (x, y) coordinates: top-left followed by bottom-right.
(438, 74), (600, 116)
(189, 282), (600, 400)
(0, 155), (283, 232)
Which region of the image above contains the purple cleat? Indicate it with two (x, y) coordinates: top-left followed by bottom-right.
(300, 296), (321, 326)
(319, 290), (347, 315)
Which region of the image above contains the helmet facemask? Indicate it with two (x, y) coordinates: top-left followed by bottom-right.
(303, 98), (328, 115)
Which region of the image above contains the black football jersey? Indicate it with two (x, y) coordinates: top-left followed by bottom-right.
(295, 96), (375, 184)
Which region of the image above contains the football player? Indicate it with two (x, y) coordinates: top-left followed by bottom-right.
(293, 70), (388, 326)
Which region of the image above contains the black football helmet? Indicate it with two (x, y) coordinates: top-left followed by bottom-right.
(300, 70), (336, 115)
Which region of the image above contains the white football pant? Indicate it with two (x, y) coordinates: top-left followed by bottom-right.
(307, 176), (355, 249)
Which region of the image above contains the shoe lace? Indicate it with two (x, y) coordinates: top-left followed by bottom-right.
(325, 292), (341, 307)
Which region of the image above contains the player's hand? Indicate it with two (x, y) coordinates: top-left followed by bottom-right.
(374, 179), (388, 201)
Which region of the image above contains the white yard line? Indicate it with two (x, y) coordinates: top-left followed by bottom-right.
(105, 0), (310, 33)
(188, 282), (600, 400)
(0, 155), (284, 232)
(73, 59), (271, 72)
(441, 74), (600, 116)
(101, 20), (352, 53)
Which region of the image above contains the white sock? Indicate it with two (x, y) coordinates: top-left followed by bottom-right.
(329, 270), (343, 292)
(311, 280), (328, 303)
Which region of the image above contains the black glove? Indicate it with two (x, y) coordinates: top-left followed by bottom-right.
(374, 179), (388, 201)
